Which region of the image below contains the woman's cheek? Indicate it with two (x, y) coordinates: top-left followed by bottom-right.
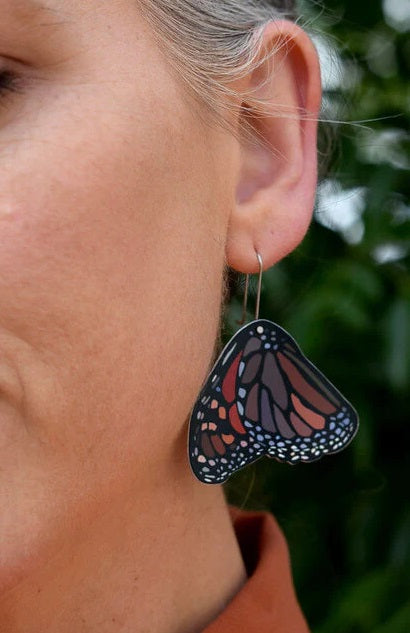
(0, 113), (211, 467)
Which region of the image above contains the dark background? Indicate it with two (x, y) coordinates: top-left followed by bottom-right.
(225, 1), (410, 631)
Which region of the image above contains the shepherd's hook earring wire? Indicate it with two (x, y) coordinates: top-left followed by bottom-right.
(238, 251), (263, 325)
(188, 249), (359, 485)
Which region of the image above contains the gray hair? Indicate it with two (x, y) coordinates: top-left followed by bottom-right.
(138, 0), (311, 150)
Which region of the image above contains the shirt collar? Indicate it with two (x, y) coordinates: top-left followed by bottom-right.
(202, 506), (310, 633)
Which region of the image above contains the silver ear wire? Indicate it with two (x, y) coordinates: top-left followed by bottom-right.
(238, 251), (263, 325)
(255, 252), (263, 320)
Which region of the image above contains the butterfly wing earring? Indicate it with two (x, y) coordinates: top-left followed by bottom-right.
(188, 252), (359, 485)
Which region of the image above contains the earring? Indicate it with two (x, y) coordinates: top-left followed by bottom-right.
(188, 252), (359, 485)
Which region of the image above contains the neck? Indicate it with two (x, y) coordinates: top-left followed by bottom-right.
(0, 468), (247, 633)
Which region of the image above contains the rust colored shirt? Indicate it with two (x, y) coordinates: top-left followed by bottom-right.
(203, 506), (310, 633)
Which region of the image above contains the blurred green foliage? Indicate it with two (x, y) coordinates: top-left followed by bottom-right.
(225, 1), (410, 631)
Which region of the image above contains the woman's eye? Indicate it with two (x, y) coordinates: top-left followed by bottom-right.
(0, 70), (22, 104)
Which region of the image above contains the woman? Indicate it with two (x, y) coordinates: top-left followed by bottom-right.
(0, 0), (325, 631)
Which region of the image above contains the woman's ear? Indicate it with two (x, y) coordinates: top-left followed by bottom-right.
(226, 20), (322, 273)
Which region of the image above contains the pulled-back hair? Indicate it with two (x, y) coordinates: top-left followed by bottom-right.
(139, 0), (308, 148)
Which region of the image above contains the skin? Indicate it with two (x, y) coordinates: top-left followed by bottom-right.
(0, 1), (321, 632)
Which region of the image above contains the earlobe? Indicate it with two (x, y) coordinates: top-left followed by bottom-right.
(226, 20), (322, 274)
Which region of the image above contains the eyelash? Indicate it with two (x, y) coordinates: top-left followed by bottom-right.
(0, 70), (21, 102)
